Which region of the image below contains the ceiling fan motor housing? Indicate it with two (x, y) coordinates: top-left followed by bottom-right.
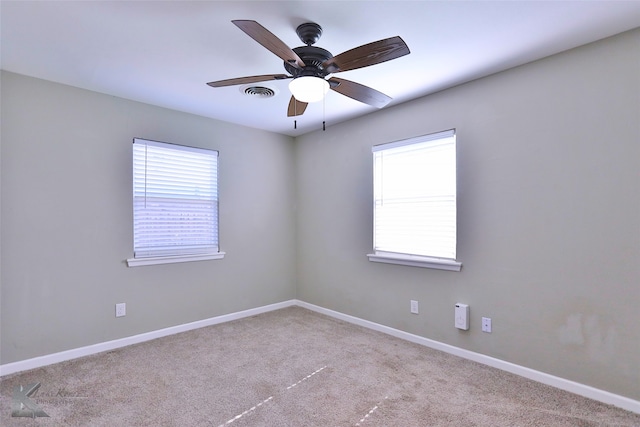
(285, 45), (333, 79)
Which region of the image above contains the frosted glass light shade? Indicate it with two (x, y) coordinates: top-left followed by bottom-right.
(289, 76), (329, 103)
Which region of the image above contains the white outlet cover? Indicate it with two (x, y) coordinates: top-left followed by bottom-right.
(115, 303), (126, 317)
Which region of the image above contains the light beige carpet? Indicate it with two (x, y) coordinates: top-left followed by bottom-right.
(1, 306), (639, 426)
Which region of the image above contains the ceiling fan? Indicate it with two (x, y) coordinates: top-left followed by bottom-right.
(207, 20), (410, 118)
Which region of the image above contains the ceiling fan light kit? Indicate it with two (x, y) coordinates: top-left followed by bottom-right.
(207, 20), (410, 124)
(289, 76), (329, 103)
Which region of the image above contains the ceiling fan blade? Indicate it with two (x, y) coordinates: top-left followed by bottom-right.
(328, 77), (391, 108)
(207, 74), (290, 88)
(287, 96), (308, 117)
(232, 20), (306, 69)
(323, 36), (410, 73)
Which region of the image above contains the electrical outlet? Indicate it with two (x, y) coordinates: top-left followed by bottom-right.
(482, 317), (492, 333)
(410, 300), (419, 314)
(115, 303), (126, 318)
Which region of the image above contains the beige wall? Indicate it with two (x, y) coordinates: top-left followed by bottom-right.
(295, 29), (640, 400)
(0, 72), (297, 364)
(1, 28), (639, 402)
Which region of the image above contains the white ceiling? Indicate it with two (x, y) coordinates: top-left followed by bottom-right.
(2, 1), (640, 137)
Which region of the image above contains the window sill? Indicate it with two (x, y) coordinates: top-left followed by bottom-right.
(367, 252), (462, 271)
(127, 252), (226, 267)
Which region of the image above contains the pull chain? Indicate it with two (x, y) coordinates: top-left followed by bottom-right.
(322, 95), (326, 131)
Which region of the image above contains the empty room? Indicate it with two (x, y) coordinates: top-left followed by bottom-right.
(1, 1), (639, 425)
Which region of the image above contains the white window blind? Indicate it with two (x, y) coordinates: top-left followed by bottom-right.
(372, 129), (457, 261)
(132, 138), (219, 259)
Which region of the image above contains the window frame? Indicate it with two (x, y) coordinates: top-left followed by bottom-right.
(367, 129), (461, 271)
(126, 138), (225, 267)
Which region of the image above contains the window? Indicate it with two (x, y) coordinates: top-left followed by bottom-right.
(368, 129), (461, 271)
(126, 138), (224, 267)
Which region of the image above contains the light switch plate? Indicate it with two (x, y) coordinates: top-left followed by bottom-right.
(410, 300), (419, 314)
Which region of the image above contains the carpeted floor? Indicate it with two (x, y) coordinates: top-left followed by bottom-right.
(1, 306), (639, 426)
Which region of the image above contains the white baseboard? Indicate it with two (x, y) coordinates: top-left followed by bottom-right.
(295, 300), (640, 415)
(2, 298), (638, 415)
(0, 300), (296, 377)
